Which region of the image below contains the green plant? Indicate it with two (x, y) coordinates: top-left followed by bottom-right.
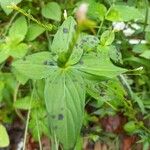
(0, 0), (150, 150)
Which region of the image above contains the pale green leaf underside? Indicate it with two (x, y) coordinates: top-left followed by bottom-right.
(12, 52), (57, 79)
(44, 68), (85, 149)
(51, 16), (77, 54)
(0, 124), (10, 148)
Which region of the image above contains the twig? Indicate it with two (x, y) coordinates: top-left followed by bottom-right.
(13, 82), (25, 121)
(7, 4), (56, 31)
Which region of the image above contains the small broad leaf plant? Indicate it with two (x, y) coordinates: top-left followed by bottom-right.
(13, 16), (126, 149)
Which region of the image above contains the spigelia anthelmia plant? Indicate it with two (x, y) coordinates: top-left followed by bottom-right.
(0, 0), (150, 150)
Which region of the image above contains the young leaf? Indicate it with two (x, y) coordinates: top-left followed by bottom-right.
(100, 30), (115, 46)
(26, 23), (45, 41)
(12, 52), (57, 79)
(44, 68), (85, 149)
(41, 2), (61, 21)
(9, 16), (28, 42)
(66, 48), (83, 66)
(0, 0), (22, 15)
(51, 16), (77, 54)
(0, 124), (10, 148)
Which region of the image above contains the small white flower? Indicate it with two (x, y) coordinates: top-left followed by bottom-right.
(123, 28), (135, 36)
(112, 22), (126, 31)
(134, 66), (143, 71)
(131, 23), (141, 30)
(129, 39), (147, 44)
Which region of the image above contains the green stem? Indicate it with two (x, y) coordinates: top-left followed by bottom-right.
(36, 113), (43, 150)
(23, 84), (35, 150)
(97, 20), (104, 36)
(97, 5), (113, 36)
(13, 82), (25, 121)
(3, 12), (18, 36)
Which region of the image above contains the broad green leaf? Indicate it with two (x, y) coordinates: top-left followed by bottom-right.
(12, 52), (57, 79)
(9, 16), (28, 42)
(51, 16), (77, 54)
(100, 30), (115, 46)
(44, 68), (85, 149)
(41, 2), (61, 21)
(0, 124), (9, 148)
(26, 23), (45, 41)
(13, 96), (40, 110)
(88, 2), (107, 21)
(0, 0), (22, 15)
(106, 5), (143, 22)
(74, 51), (126, 79)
